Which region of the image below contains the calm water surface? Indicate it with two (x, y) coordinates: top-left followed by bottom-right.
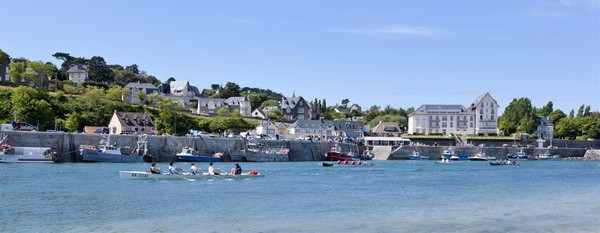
(1, 161), (599, 233)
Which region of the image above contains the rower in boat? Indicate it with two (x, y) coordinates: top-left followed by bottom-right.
(231, 163), (242, 175)
(190, 163), (198, 175)
(150, 162), (161, 174)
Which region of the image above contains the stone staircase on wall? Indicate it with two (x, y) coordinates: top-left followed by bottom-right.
(371, 146), (392, 160)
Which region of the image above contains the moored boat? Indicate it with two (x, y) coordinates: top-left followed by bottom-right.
(0, 145), (55, 163)
(244, 142), (289, 162)
(80, 134), (151, 163)
(409, 151), (429, 160)
(469, 151), (496, 161)
(490, 159), (518, 166)
(176, 147), (221, 162)
(537, 150), (560, 160)
(442, 149), (455, 159)
(325, 143), (354, 161)
(450, 154), (469, 161)
(435, 158), (454, 164)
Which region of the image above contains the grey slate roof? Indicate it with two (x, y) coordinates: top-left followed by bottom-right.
(114, 111), (155, 127)
(225, 96), (248, 105)
(536, 116), (553, 126)
(125, 82), (158, 90)
(290, 120), (331, 128)
(281, 96), (303, 109)
(67, 64), (87, 73)
(371, 122), (401, 133)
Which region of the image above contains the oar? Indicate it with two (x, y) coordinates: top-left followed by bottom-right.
(173, 173), (195, 182)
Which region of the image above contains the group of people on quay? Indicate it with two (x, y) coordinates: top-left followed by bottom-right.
(150, 162), (243, 175)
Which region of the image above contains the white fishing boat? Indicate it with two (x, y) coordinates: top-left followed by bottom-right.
(81, 134), (151, 163)
(0, 135), (55, 163)
(244, 142), (289, 162)
(537, 150), (560, 160)
(118, 170), (264, 180)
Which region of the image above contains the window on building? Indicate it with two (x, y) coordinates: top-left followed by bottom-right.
(450, 116), (453, 121)
(480, 109), (483, 114)
(450, 122), (453, 127)
(470, 122), (473, 127)
(470, 116), (473, 121)
(491, 116), (494, 120)
(480, 115), (483, 120)
(491, 109), (495, 114)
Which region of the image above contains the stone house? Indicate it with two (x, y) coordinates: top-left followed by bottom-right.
(371, 121), (402, 137)
(158, 80), (202, 111)
(281, 94), (314, 121)
(535, 116), (554, 140)
(331, 121), (366, 138)
(108, 110), (157, 135)
(124, 82), (159, 103)
(287, 119), (335, 140)
(196, 96), (251, 116)
(67, 64), (88, 83)
(350, 103), (362, 113)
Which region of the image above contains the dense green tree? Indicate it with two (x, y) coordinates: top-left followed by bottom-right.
(106, 86), (130, 101)
(243, 93), (267, 111)
(219, 82), (240, 99)
(0, 49), (10, 65)
(341, 99), (350, 108)
(368, 114), (407, 129)
(577, 104), (585, 118)
(259, 99), (279, 109)
(549, 109), (567, 125)
(8, 60), (26, 83)
(217, 107), (231, 117)
(144, 75), (161, 86)
(537, 101), (553, 116)
(125, 64), (139, 74)
(10, 86), (53, 129)
(0, 89), (13, 123)
(87, 56), (112, 83)
(211, 84), (221, 90)
(113, 69), (140, 87)
(569, 109), (575, 118)
(498, 97), (536, 135)
(584, 105), (591, 117)
(555, 117), (578, 139)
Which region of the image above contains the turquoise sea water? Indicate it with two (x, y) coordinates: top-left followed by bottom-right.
(1, 161), (599, 233)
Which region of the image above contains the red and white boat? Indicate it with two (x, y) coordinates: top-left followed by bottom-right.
(325, 144), (354, 161)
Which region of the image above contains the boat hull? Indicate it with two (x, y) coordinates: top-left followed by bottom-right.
(176, 155), (221, 162)
(0, 147), (53, 163)
(409, 156), (430, 160)
(325, 151), (353, 161)
(81, 150), (144, 163)
(245, 151), (289, 162)
(118, 171), (264, 180)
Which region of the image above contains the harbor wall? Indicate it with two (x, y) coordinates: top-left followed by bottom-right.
(1, 131), (360, 162)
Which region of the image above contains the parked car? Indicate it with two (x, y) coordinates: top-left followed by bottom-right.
(18, 122), (38, 131)
(189, 130), (213, 138)
(227, 133), (241, 138)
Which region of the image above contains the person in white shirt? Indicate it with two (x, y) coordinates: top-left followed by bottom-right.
(168, 162), (176, 174)
(208, 162), (219, 175)
(190, 163), (198, 175)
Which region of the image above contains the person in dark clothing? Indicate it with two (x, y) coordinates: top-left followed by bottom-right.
(231, 163), (242, 175)
(150, 162), (162, 174)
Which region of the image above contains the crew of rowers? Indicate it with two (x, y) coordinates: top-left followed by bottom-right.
(150, 162), (242, 175)
(336, 159), (367, 166)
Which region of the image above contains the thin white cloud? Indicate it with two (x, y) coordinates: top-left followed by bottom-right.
(333, 26), (442, 37)
(523, 0), (599, 18)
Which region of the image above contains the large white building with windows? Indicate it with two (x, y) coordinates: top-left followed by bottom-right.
(407, 93), (499, 136)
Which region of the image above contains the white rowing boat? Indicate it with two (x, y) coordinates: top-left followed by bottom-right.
(118, 170), (264, 180)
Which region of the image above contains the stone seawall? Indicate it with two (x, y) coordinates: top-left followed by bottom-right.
(1, 131), (360, 162)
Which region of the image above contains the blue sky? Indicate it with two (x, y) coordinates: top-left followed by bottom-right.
(1, 0), (598, 114)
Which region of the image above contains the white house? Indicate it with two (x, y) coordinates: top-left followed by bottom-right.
(124, 82), (159, 103)
(196, 96), (252, 116)
(287, 119), (335, 140)
(67, 64), (88, 83)
(108, 110), (157, 135)
(408, 93), (499, 136)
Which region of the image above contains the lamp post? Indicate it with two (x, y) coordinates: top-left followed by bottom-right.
(173, 101), (178, 136)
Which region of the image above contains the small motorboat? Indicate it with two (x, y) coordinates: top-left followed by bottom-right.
(435, 158), (454, 164)
(322, 162), (334, 167)
(489, 160), (518, 166)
